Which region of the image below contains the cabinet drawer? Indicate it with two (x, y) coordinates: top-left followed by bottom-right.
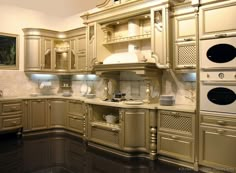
(1, 102), (22, 114)
(67, 116), (84, 134)
(201, 113), (236, 129)
(1, 116), (22, 130)
(199, 126), (236, 169)
(67, 100), (84, 116)
(89, 125), (120, 148)
(158, 132), (194, 162)
(158, 111), (194, 136)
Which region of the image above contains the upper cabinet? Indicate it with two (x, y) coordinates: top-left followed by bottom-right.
(23, 27), (86, 74)
(171, 6), (198, 71)
(199, 0), (236, 39)
(81, 0), (180, 72)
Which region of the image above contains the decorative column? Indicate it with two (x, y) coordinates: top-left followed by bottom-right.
(149, 110), (157, 160)
(143, 79), (151, 104)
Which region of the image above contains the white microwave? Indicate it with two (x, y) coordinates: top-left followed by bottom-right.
(200, 37), (236, 70)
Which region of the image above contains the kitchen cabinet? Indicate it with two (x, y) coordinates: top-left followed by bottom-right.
(41, 37), (53, 71)
(172, 13), (197, 71)
(23, 27), (86, 73)
(199, 112), (236, 171)
(29, 99), (48, 131)
(199, 0), (236, 39)
(48, 99), (67, 128)
(120, 109), (149, 153)
(67, 100), (85, 135)
(157, 110), (195, 163)
(0, 100), (23, 134)
(24, 35), (42, 71)
(151, 5), (171, 68)
(87, 104), (152, 157)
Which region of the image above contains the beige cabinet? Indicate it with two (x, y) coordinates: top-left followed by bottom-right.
(87, 105), (152, 155)
(41, 37), (53, 71)
(77, 35), (87, 72)
(151, 5), (170, 68)
(157, 110), (195, 163)
(67, 100), (85, 134)
(199, 0), (236, 39)
(29, 99), (48, 131)
(172, 13), (197, 70)
(24, 36), (42, 71)
(23, 27), (86, 73)
(199, 113), (236, 171)
(0, 100), (23, 133)
(121, 109), (149, 153)
(48, 99), (67, 128)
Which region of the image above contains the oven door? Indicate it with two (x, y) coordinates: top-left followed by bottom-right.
(200, 81), (236, 114)
(200, 37), (236, 70)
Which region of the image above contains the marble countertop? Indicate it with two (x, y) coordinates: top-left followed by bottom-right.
(0, 95), (196, 113)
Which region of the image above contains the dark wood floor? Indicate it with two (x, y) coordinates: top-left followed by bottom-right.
(0, 133), (201, 173)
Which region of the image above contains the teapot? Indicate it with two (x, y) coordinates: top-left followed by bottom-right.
(103, 114), (118, 124)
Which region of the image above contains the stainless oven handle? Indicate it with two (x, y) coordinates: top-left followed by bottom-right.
(202, 81), (236, 85)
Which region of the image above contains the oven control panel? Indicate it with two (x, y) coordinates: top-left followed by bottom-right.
(200, 71), (236, 81)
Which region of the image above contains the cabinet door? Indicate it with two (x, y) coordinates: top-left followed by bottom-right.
(199, 1), (236, 39)
(199, 126), (236, 170)
(54, 40), (69, 71)
(151, 5), (170, 68)
(69, 37), (77, 71)
(121, 109), (149, 152)
(77, 35), (87, 72)
(41, 37), (53, 71)
(48, 100), (66, 128)
(87, 23), (96, 71)
(30, 100), (47, 131)
(24, 36), (41, 71)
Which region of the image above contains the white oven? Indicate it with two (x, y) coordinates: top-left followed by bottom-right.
(200, 37), (236, 70)
(200, 71), (236, 114)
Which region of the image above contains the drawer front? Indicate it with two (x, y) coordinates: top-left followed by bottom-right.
(199, 126), (236, 169)
(67, 116), (84, 134)
(68, 101), (84, 116)
(89, 126), (120, 148)
(159, 111), (194, 136)
(1, 116), (22, 130)
(158, 132), (194, 162)
(201, 113), (236, 129)
(1, 102), (22, 114)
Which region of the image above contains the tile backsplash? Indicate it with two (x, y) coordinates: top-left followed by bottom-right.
(0, 70), (195, 105)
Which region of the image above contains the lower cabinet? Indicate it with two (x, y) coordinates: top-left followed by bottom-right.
(29, 99), (48, 131)
(157, 110), (195, 163)
(87, 105), (151, 155)
(48, 99), (67, 128)
(0, 100), (23, 133)
(67, 100), (85, 134)
(199, 113), (236, 171)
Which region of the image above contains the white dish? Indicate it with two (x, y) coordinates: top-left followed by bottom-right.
(80, 83), (91, 96)
(124, 101), (143, 105)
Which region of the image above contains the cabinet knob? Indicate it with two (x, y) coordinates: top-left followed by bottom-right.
(183, 38), (193, 41)
(215, 34), (227, 38)
(171, 135), (178, 140)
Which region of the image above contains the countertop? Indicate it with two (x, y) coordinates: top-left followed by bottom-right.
(0, 95), (196, 113)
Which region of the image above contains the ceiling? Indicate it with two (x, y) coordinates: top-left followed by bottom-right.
(0, 0), (98, 17)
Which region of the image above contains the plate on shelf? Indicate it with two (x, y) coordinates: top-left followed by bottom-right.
(80, 83), (91, 96)
(124, 100), (143, 105)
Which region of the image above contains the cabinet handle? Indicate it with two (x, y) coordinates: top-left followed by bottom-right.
(171, 135), (178, 140)
(48, 104), (51, 109)
(183, 38), (193, 41)
(11, 107), (17, 111)
(217, 129), (225, 134)
(215, 34), (227, 38)
(36, 100), (42, 102)
(217, 120), (226, 126)
(12, 121), (17, 125)
(112, 128), (119, 132)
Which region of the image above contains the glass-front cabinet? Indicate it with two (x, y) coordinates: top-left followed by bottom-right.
(23, 27), (86, 73)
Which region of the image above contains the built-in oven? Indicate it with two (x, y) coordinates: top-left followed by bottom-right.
(200, 71), (236, 114)
(200, 37), (236, 70)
